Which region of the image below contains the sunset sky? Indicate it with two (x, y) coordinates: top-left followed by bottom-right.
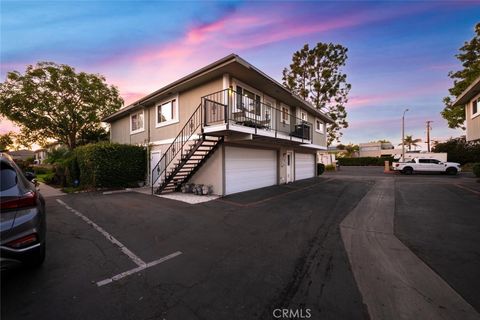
(1, 1), (479, 147)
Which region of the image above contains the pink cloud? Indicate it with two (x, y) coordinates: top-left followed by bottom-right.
(87, 2), (442, 107)
(346, 80), (450, 110)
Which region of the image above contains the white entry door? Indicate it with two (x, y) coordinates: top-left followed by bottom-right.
(225, 147), (277, 195)
(286, 151), (294, 183)
(150, 151), (161, 186)
(295, 153), (315, 180)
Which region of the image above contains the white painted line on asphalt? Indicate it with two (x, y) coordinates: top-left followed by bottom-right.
(102, 189), (132, 195)
(56, 199), (146, 267)
(96, 251), (182, 287)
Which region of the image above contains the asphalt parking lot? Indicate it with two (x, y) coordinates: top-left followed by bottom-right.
(2, 168), (479, 320)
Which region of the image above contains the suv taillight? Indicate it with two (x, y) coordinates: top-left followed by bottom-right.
(6, 233), (38, 249)
(0, 191), (37, 210)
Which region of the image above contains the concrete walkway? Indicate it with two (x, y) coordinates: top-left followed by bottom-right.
(38, 182), (65, 198)
(340, 178), (480, 320)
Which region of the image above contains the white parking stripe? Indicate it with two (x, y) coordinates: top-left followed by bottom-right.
(96, 251), (182, 287)
(56, 199), (146, 267)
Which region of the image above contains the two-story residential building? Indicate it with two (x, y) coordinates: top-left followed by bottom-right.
(103, 54), (333, 195)
(359, 141), (399, 158)
(452, 75), (480, 142)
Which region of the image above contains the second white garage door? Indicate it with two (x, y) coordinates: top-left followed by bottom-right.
(295, 153), (315, 180)
(225, 147), (277, 195)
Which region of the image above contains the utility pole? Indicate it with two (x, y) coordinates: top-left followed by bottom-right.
(402, 108), (409, 161)
(426, 120), (433, 152)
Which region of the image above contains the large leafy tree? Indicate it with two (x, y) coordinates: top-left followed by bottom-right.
(283, 43), (351, 145)
(0, 132), (14, 151)
(0, 62), (123, 149)
(441, 23), (480, 129)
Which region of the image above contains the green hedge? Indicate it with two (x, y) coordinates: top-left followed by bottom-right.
(75, 142), (147, 188)
(338, 157), (394, 166)
(32, 165), (54, 174)
(317, 163), (325, 175)
(473, 163), (480, 178)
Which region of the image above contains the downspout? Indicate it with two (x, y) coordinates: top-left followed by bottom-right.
(147, 104), (151, 186)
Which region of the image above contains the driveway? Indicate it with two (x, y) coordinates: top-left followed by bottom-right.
(2, 170), (479, 320)
(2, 177), (370, 320)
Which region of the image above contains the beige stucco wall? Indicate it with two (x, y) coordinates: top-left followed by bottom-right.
(109, 77), (223, 145)
(466, 94), (480, 141)
(149, 78), (223, 142)
(189, 144), (224, 195)
(308, 112), (327, 147)
(110, 113), (148, 145)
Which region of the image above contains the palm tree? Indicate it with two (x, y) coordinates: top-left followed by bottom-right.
(398, 135), (422, 151)
(344, 144), (359, 157)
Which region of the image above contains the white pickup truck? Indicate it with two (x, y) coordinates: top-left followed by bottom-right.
(393, 158), (461, 175)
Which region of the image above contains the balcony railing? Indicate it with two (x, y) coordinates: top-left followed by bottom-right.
(202, 89), (312, 142)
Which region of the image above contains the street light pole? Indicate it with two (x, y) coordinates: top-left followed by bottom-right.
(426, 120), (433, 152)
(402, 108), (409, 162)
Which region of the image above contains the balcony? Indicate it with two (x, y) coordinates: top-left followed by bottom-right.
(202, 89), (313, 144)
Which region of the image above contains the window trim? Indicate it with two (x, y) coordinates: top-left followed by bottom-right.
(315, 118), (325, 134)
(130, 109), (145, 135)
(299, 109), (308, 122)
(281, 104), (290, 124)
(472, 96), (480, 119)
(155, 95), (179, 128)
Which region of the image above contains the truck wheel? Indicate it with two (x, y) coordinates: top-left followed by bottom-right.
(446, 167), (458, 175)
(403, 167), (413, 175)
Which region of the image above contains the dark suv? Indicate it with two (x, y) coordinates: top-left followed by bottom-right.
(0, 153), (46, 269)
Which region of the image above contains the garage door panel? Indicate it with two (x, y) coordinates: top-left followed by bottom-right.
(295, 153), (315, 180)
(225, 147), (277, 195)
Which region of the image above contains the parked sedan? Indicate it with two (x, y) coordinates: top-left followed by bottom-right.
(0, 153), (46, 269)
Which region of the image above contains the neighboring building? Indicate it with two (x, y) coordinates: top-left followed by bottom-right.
(358, 141), (447, 161)
(103, 54), (333, 195)
(34, 142), (63, 164)
(359, 141), (400, 158)
(7, 149), (35, 161)
(452, 76), (480, 141)
(34, 149), (47, 164)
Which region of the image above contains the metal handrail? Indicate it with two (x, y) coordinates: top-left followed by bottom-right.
(151, 103), (202, 194)
(202, 89), (313, 142)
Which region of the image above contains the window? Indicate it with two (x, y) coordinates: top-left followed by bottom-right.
(300, 110), (308, 122)
(281, 106), (290, 124)
(130, 110), (144, 134)
(472, 98), (479, 118)
(418, 159), (429, 163)
(156, 98), (178, 127)
(236, 85), (261, 115)
(315, 119), (324, 134)
(429, 159), (440, 164)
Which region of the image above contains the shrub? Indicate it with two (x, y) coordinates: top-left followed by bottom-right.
(325, 164), (336, 171)
(32, 165), (54, 175)
(337, 157), (394, 166)
(64, 154), (80, 186)
(12, 159), (33, 173)
(41, 172), (56, 184)
(317, 163), (325, 175)
(473, 163), (480, 178)
(45, 147), (71, 164)
(433, 137), (480, 164)
(75, 142), (146, 188)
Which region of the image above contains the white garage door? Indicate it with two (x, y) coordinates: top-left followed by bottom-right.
(225, 147), (277, 195)
(295, 153), (315, 180)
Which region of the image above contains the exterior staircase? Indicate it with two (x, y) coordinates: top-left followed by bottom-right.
(151, 101), (224, 194)
(154, 135), (223, 194)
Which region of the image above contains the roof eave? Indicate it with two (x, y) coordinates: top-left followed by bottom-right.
(452, 76), (480, 107)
